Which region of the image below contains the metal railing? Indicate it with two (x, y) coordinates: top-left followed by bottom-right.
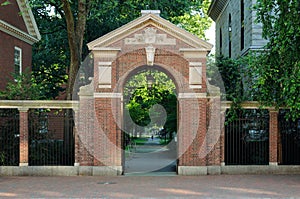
(0, 100), (78, 166)
(279, 110), (300, 165)
(28, 109), (75, 166)
(0, 109), (19, 166)
(225, 109), (269, 165)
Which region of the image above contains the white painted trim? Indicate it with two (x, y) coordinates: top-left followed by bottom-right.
(189, 85), (202, 89)
(179, 48), (209, 52)
(14, 46), (22, 75)
(94, 93), (123, 98)
(98, 62), (112, 66)
(189, 62), (203, 66)
(98, 85), (112, 88)
(178, 93), (206, 99)
(0, 20), (39, 44)
(16, 0), (41, 40)
(92, 47), (121, 51)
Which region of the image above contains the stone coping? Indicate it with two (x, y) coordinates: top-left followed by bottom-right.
(0, 100), (79, 109)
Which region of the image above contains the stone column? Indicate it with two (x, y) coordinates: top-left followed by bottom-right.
(18, 107), (29, 166)
(269, 109), (279, 165)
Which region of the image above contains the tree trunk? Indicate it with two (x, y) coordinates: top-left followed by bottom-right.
(60, 0), (91, 100)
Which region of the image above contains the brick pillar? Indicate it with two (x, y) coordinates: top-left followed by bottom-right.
(77, 79), (95, 166)
(269, 109), (279, 165)
(220, 108), (226, 166)
(206, 95), (221, 166)
(18, 108), (29, 166)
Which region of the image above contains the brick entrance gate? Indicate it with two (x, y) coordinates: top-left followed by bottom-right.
(75, 11), (221, 175)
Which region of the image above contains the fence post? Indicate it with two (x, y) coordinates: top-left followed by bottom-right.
(220, 107), (226, 166)
(18, 107), (29, 166)
(73, 106), (80, 166)
(269, 109), (279, 166)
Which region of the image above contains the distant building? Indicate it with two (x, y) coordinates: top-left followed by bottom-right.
(208, 0), (267, 58)
(0, 0), (40, 90)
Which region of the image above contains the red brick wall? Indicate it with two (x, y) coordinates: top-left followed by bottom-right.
(0, 0), (28, 33)
(269, 110), (279, 163)
(178, 98), (207, 166)
(19, 110), (28, 165)
(0, 31), (32, 90)
(76, 98), (95, 166)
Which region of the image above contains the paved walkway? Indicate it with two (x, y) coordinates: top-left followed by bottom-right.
(1, 175), (300, 198)
(124, 137), (177, 175)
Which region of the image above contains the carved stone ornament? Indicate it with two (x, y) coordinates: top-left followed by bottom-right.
(125, 27), (176, 45)
(78, 77), (94, 96)
(145, 46), (156, 66)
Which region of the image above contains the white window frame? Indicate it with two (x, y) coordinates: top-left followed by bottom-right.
(14, 46), (22, 75)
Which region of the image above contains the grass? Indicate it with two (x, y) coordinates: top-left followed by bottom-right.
(131, 137), (148, 145)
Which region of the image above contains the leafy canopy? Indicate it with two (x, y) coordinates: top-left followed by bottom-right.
(252, 0), (300, 119)
(124, 70), (177, 135)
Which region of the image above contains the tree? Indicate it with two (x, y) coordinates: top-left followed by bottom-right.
(252, 0), (300, 119)
(0, 69), (46, 100)
(171, 0), (212, 39)
(30, 0), (210, 99)
(124, 70), (177, 136)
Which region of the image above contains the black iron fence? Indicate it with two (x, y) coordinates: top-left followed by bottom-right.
(225, 109), (269, 165)
(28, 109), (75, 166)
(0, 109), (19, 166)
(279, 110), (300, 165)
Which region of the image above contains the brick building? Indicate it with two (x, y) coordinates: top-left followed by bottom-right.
(208, 0), (267, 58)
(0, 0), (40, 90)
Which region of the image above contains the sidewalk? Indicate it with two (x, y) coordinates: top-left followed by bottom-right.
(0, 175), (300, 198)
(124, 137), (177, 175)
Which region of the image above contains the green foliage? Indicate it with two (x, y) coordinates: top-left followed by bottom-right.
(171, 0), (212, 39)
(125, 70), (177, 134)
(1, 0), (11, 6)
(215, 56), (244, 101)
(0, 69), (46, 100)
(253, 0), (300, 120)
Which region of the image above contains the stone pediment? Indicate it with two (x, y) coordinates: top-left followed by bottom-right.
(87, 12), (213, 51)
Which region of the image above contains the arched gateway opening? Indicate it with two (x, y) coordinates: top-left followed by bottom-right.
(122, 66), (178, 175)
(75, 11), (222, 175)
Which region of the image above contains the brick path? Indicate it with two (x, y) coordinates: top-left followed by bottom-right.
(0, 175), (300, 198)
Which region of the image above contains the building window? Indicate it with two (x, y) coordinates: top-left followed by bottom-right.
(220, 28), (223, 55)
(229, 14), (232, 58)
(241, 0), (245, 51)
(14, 47), (22, 75)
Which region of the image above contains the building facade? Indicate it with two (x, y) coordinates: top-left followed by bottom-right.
(0, 0), (40, 90)
(208, 0), (267, 58)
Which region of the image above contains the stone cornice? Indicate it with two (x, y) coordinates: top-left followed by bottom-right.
(208, 0), (229, 21)
(16, 0), (41, 41)
(0, 19), (39, 45)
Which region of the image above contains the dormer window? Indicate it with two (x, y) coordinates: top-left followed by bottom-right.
(14, 47), (22, 75)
